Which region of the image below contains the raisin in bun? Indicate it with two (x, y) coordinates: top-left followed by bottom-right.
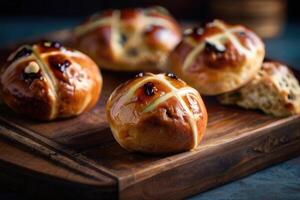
(75, 6), (182, 72)
(219, 61), (300, 117)
(106, 73), (207, 154)
(168, 19), (265, 95)
(0, 41), (102, 120)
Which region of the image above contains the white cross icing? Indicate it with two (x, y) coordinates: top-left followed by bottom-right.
(183, 20), (255, 71)
(75, 10), (175, 36)
(4, 45), (89, 119)
(122, 74), (202, 148)
(75, 10), (176, 57)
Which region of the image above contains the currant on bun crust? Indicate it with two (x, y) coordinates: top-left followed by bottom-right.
(0, 41), (102, 121)
(106, 73), (207, 154)
(168, 19), (265, 95)
(74, 6), (182, 72)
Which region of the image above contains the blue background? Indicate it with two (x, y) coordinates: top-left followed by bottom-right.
(0, 18), (300, 200)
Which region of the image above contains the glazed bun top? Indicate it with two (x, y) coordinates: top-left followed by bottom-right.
(75, 6), (182, 71)
(169, 19), (265, 95)
(106, 73), (207, 152)
(0, 41), (102, 120)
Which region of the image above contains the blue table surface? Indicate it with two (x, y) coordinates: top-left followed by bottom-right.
(0, 17), (300, 200)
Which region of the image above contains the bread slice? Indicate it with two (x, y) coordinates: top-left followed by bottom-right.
(219, 61), (300, 117)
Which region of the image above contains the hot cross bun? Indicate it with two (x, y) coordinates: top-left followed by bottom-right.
(106, 73), (207, 154)
(168, 20), (265, 95)
(75, 6), (182, 72)
(219, 61), (300, 117)
(0, 41), (102, 120)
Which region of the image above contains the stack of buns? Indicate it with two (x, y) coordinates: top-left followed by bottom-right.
(1, 6), (299, 154)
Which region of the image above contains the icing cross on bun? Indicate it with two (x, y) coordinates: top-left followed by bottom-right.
(0, 41), (102, 120)
(168, 19), (265, 95)
(75, 6), (182, 72)
(106, 73), (207, 154)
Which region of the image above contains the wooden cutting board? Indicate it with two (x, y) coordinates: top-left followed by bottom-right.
(0, 29), (300, 200)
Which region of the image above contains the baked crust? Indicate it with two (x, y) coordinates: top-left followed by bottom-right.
(0, 41), (102, 120)
(106, 73), (207, 154)
(219, 61), (300, 117)
(75, 6), (182, 72)
(169, 20), (265, 95)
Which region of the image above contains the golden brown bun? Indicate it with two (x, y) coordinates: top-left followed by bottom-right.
(75, 6), (182, 72)
(219, 61), (300, 117)
(106, 73), (207, 154)
(168, 19), (265, 95)
(0, 41), (102, 120)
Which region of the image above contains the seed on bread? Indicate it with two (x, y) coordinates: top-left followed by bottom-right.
(219, 61), (300, 117)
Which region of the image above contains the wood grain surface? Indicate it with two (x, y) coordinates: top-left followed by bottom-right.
(0, 29), (300, 199)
